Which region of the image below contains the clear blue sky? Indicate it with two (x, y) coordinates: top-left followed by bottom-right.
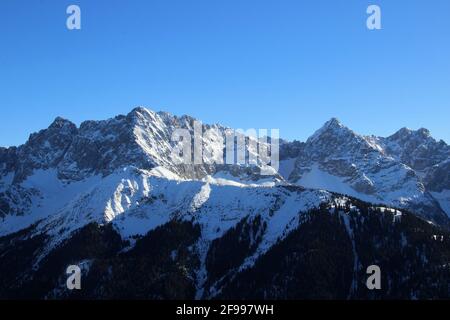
(1, 0), (449, 146)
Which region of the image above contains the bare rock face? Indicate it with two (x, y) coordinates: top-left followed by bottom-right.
(1, 107), (277, 184)
(381, 127), (449, 171)
(424, 160), (450, 192)
(10, 117), (78, 183)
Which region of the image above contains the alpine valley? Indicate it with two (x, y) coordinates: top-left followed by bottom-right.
(1, 107), (449, 299)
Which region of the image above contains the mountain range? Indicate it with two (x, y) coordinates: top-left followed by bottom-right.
(0, 107), (449, 299)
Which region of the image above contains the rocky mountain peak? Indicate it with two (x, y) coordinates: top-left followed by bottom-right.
(303, 118), (378, 160)
(48, 116), (76, 131)
(307, 118), (356, 143)
(389, 127), (432, 142)
(381, 126), (449, 172)
(326, 117), (344, 128)
(128, 106), (156, 119)
(391, 127), (412, 138)
(417, 127), (431, 138)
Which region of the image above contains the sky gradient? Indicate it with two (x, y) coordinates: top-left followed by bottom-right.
(1, 0), (449, 146)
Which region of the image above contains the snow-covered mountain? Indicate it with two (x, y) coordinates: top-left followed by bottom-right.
(280, 118), (450, 225)
(0, 106), (280, 230)
(0, 107), (268, 184)
(1, 107), (449, 299)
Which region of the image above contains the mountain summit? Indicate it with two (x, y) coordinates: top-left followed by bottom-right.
(279, 117), (449, 225)
(1, 109), (449, 226)
(0, 107), (449, 299)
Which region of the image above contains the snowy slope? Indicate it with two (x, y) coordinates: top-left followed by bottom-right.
(1, 162), (334, 298)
